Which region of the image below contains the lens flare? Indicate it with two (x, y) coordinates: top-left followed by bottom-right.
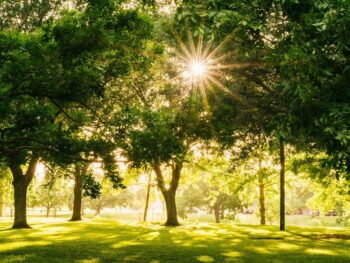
(171, 29), (260, 106)
(190, 62), (206, 77)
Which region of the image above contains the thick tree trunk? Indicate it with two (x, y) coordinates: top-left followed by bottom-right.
(10, 158), (38, 229)
(143, 172), (152, 222)
(279, 137), (285, 231)
(213, 203), (221, 223)
(154, 163), (182, 226)
(258, 181), (266, 225)
(12, 177), (30, 228)
(70, 173), (83, 221)
(162, 190), (179, 226)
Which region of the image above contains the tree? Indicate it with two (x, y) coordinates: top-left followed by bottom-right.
(233, 147), (279, 225)
(70, 163), (91, 221)
(0, 166), (12, 217)
(124, 102), (214, 226)
(143, 171), (153, 222)
(30, 173), (70, 217)
(0, 1), (153, 228)
(273, 1), (350, 179)
(85, 178), (122, 216)
(0, 0), (69, 32)
(307, 178), (350, 223)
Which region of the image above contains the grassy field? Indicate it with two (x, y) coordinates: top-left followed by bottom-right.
(0, 217), (350, 263)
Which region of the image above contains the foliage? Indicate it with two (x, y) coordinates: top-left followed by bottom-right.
(29, 174), (70, 216)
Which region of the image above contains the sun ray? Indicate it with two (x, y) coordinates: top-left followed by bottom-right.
(206, 73), (242, 102)
(174, 51), (192, 65)
(212, 62), (263, 70)
(172, 28), (258, 105)
(171, 28), (194, 62)
(187, 31), (197, 60)
(204, 30), (237, 62)
(209, 50), (238, 64)
(199, 76), (209, 108)
(197, 31), (204, 60)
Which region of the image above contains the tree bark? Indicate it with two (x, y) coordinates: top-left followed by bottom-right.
(95, 203), (102, 216)
(143, 172), (152, 222)
(258, 181), (266, 225)
(162, 189), (179, 226)
(46, 206), (50, 217)
(13, 179), (29, 228)
(213, 203), (221, 223)
(0, 198), (3, 217)
(10, 158), (38, 229)
(220, 207), (225, 220)
(70, 172), (83, 221)
(279, 137), (285, 231)
(153, 163), (181, 226)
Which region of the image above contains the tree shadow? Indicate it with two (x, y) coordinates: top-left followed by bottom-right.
(0, 219), (349, 262)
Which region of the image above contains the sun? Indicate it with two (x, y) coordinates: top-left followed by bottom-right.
(190, 61), (206, 77)
(171, 29), (260, 105)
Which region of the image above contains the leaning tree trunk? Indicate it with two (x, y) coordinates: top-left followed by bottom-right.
(10, 158), (38, 229)
(279, 137), (285, 231)
(143, 172), (152, 222)
(70, 172), (83, 221)
(154, 163), (182, 226)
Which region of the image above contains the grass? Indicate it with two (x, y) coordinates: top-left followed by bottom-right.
(0, 217), (350, 263)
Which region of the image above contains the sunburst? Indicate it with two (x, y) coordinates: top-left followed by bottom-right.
(171, 30), (259, 106)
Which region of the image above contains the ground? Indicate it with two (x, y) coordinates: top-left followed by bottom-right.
(0, 217), (350, 263)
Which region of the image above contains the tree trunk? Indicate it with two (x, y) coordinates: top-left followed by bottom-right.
(70, 173), (83, 221)
(143, 172), (152, 222)
(95, 203), (102, 216)
(220, 207), (225, 220)
(279, 137), (285, 231)
(46, 206), (50, 217)
(10, 158), (38, 229)
(258, 181), (266, 225)
(0, 198), (3, 217)
(153, 163), (182, 226)
(12, 177), (30, 228)
(213, 203), (221, 223)
(162, 190), (179, 226)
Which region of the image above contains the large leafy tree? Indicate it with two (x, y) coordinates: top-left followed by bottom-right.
(271, 0), (350, 177)
(174, 0), (350, 230)
(124, 101), (213, 226)
(0, 0), (153, 228)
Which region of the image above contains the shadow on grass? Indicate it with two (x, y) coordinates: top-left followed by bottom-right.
(0, 219), (350, 262)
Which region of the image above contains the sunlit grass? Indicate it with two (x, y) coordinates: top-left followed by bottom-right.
(0, 217), (349, 262)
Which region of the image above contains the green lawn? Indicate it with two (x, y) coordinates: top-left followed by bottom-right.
(0, 217), (350, 263)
